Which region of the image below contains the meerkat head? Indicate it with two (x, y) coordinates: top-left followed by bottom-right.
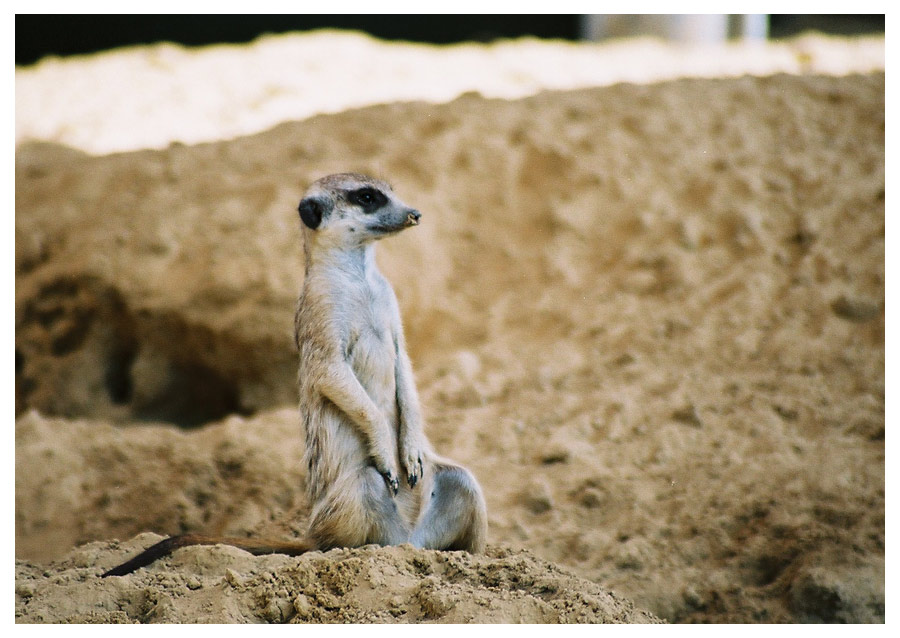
(298, 173), (421, 249)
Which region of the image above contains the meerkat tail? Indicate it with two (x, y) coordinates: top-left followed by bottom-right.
(101, 534), (316, 577)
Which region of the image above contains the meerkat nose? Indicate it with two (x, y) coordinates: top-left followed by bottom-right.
(406, 209), (421, 225)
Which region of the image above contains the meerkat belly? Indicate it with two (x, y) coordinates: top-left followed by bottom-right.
(349, 324), (398, 422)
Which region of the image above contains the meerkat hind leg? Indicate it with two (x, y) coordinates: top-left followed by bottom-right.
(411, 465), (487, 553)
(309, 466), (410, 550)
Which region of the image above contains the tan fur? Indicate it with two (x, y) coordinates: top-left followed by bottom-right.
(102, 173), (486, 577)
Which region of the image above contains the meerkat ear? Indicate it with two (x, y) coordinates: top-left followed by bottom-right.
(298, 196), (331, 230)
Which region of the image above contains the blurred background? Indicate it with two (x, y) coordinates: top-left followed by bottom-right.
(14, 13), (886, 156)
(15, 14), (885, 65)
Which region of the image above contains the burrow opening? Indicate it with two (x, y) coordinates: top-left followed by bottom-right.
(15, 276), (284, 428)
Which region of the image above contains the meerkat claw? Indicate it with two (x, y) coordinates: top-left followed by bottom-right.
(381, 470), (399, 495)
(406, 455), (424, 487)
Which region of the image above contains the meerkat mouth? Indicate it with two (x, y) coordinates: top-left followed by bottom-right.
(369, 214), (420, 234)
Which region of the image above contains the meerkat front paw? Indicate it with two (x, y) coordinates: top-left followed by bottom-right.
(371, 445), (400, 496)
(401, 440), (425, 488)
(379, 467), (400, 495)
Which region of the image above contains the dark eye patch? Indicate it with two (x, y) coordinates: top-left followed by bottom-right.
(348, 187), (388, 213)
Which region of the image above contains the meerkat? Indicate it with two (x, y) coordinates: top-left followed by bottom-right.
(102, 173), (486, 577)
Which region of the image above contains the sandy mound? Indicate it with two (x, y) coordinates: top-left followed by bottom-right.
(15, 36), (884, 623)
(15, 540), (659, 623)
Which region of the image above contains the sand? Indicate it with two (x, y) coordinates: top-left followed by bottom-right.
(15, 32), (884, 623)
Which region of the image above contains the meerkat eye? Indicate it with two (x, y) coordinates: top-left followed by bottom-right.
(349, 187), (387, 212)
